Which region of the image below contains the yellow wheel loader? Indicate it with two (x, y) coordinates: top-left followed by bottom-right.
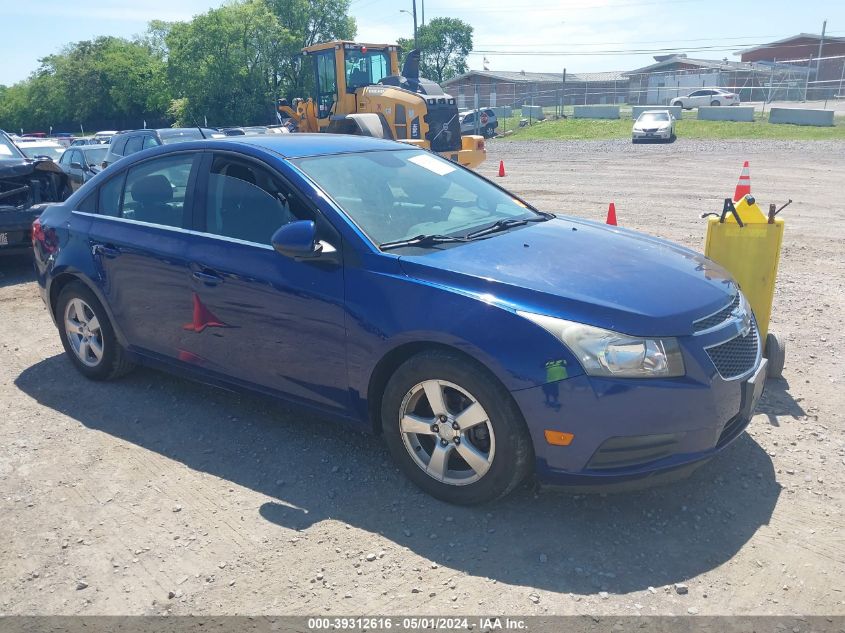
(276, 41), (486, 169)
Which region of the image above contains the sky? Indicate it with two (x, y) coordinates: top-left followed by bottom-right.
(1, 0), (843, 86)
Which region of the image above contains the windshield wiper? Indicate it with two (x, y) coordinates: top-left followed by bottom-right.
(464, 213), (553, 240)
(380, 233), (469, 251)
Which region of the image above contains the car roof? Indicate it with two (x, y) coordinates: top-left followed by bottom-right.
(216, 134), (407, 158)
(16, 139), (64, 146)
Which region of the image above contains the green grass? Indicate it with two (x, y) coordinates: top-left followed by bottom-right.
(497, 111), (845, 141)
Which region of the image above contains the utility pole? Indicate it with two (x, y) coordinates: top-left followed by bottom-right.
(413, 0), (418, 50)
(421, 0), (425, 26)
(814, 19), (827, 100)
(805, 19), (826, 100)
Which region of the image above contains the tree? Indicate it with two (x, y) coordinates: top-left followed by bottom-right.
(397, 17), (473, 83)
(265, 0), (357, 98)
(166, 0), (295, 126)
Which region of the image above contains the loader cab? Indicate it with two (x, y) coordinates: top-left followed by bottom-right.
(303, 41), (400, 123)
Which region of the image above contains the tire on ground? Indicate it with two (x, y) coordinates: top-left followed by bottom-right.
(56, 281), (135, 381)
(380, 349), (533, 505)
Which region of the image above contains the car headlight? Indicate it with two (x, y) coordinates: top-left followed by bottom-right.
(518, 311), (685, 378)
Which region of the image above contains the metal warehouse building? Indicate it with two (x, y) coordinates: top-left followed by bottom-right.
(441, 70), (629, 110)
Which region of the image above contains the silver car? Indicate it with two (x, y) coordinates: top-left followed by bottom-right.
(632, 110), (676, 143)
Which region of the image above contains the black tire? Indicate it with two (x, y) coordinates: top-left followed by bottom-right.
(483, 124), (495, 138)
(710, 100), (720, 106)
(56, 281), (134, 380)
(381, 350), (533, 505)
(764, 331), (786, 379)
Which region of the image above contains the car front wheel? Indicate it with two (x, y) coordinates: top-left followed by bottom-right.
(381, 350), (533, 505)
(57, 281), (134, 380)
(710, 100), (720, 106)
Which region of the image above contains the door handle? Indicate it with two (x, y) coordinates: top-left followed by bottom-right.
(92, 243), (120, 258)
(192, 270), (224, 286)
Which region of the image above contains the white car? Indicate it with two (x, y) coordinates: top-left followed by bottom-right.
(632, 110), (675, 142)
(671, 89), (739, 109)
(14, 138), (66, 161)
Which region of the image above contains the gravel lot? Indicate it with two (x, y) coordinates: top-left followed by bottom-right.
(1, 138), (843, 616)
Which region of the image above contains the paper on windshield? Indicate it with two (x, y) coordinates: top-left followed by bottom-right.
(408, 153), (455, 176)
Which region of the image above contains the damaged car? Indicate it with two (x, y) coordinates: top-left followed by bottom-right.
(1, 129), (70, 255)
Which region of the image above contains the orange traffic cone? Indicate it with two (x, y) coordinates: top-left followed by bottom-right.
(498, 160), (506, 177)
(606, 202), (617, 226)
(733, 161), (751, 201)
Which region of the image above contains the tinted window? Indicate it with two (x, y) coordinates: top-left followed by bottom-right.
(99, 173), (125, 217)
(77, 192), (97, 213)
(124, 135), (144, 155)
(110, 135), (129, 156)
(121, 154), (195, 227)
(142, 135), (160, 149)
(58, 150), (71, 165)
(203, 156), (306, 244)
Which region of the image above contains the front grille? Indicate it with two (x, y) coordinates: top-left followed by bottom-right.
(694, 293), (740, 333)
(706, 320), (759, 380)
(425, 105), (461, 153)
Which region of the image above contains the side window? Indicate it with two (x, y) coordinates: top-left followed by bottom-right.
(121, 153), (195, 227)
(98, 173), (125, 217)
(203, 155), (309, 244)
(77, 192), (97, 213)
(110, 136), (128, 157)
(142, 135), (160, 149)
(58, 150), (70, 166)
(124, 135), (144, 156)
(689, 90), (702, 97)
(463, 113), (475, 124)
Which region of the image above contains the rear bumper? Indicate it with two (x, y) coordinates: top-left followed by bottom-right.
(0, 213), (37, 254)
(512, 358), (766, 488)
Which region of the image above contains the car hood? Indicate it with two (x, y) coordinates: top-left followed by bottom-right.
(397, 217), (736, 337)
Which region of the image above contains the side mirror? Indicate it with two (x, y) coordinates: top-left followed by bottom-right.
(70, 162), (84, 170)
(271, 220), (337, 262)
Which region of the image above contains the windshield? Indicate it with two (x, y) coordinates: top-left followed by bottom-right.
(294, 149), (541, 246)
(81, 146), (108, 163)
(345, 49), (390, 91)
(638, 112), (670, 123)
(19, 144), (65, 160)
(0, 133), (24, 158)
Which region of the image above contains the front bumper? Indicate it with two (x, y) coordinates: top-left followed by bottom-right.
(633, 129), (672, 140)
(513, 357), (767, 487)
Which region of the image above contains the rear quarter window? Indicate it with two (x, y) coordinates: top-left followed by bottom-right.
(98, 173), (125, 217)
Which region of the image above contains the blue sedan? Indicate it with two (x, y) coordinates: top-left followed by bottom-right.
(32, 135), (767, 504)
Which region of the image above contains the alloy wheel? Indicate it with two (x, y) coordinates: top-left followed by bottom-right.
(64, 298), (104, 367)
(398, 379), (496, 486)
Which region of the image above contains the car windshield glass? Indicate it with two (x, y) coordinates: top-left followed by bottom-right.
(0, 133), (23, 158)
(81, 146), (108, 163)
(639, 113), (670, 123)
(293, 149), (541, 246)
(19, 144), (65, 160)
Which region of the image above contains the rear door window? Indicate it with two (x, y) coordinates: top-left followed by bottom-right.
(121, 154), (197, 228)
(123, 135), (144, 156)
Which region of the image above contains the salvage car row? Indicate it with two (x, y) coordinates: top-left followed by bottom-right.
(1, 125), (292, 254)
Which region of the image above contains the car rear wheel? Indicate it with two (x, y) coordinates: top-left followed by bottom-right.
(381, 350), (533, 505)
(57, 281), (134, 380)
